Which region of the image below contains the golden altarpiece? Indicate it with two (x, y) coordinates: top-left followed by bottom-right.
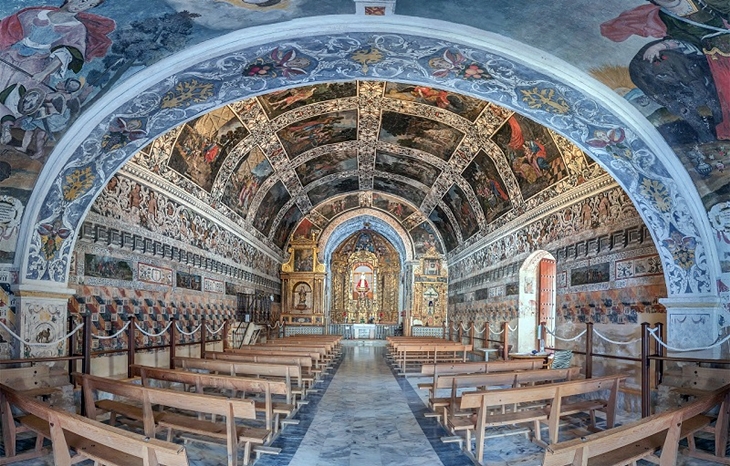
(330, 230), (400, 324)
(406, 249), (447, 333)
(280, 235), (326, 325)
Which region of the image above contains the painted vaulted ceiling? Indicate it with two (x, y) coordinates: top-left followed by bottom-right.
(129, 81), (604, 255)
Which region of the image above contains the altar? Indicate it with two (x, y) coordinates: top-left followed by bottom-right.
(352, 324), (376, 339)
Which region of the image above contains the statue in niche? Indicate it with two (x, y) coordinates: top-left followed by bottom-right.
(294, 283), (310, 310)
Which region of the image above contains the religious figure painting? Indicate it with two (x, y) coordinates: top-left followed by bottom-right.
(379, 111), (463, 161)
(292, 218), (317, 241)
(373, 177), (427, 207)
(411, 221), (443, 256)
(295, 147), (358, 187)
(307, 176), (358, 206)
(441, 184), (479, 239)
(571, 262), (610, 286)
(316, 193), (359, 219)
(253, 180), (291, 235)
(168, 107), (248, 192)
(221, 146), (274, 219)
(273, 204), (302, 249)
(84, 253), (133, 280)
(429, 205), (458, 252)
(384, 82), (488, 122)
(176, 271), (201, 291)
(372, 193), (415, 221)
(462, 150), (512, 223)
(374, 151), (441, 188)
(294, 249), (313, 272)
(492, 114), (568, 200)
(258, 82), (357, 119)
(277, 110), (357, 159)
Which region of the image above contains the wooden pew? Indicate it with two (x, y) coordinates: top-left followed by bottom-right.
(130, 364), (296, 433)
(543, 382), (730, 466)
(225, 347), (328, 372)
(418, 359), (545, 395)
(391, 343), (473, 376)
(206, 351), (320, 387)
(0, 382), (189, 466)
(76, 373), (269, 466)
(174, 356), (306, 401)
(461, 374), (624, 464)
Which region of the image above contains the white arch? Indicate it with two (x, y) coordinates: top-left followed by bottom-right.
(15, 15), (718, 302)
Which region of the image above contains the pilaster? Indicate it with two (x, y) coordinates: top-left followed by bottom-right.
(659, 295), (726, 359)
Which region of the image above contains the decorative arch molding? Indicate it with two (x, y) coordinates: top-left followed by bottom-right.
(16, 16), (718, 302)
(319, 210), (414, 267)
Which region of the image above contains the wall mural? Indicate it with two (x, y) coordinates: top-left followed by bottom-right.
(84, 253), (133, 280)
(371, 193), (415, 222)
(384, 82), (488, 122)
(258, 82), (357, 119)
(411, 221), (443, 256)
(314, 193), (360, 220)
(379, 111), (463, 161)
(295, 147), (358, 186)
(442, 183), (479, 240)
(462, 150), (512, 223)
(253, 180), (291, 235)
(274, 204), (303, 249)
(372, 177), (428, 207)
(307, 176), (359, 206)
(278, 110), (358, 158)
(374, 151), (441, 187)
(429, 205), (458, 252)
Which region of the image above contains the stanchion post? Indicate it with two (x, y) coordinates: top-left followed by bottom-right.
(585, 322), (593, 379)
(82, 313), (91, 375)
(641, 322), (651, 418)
(653, 322), (664, 387)
(458, 321), (463, 344)
(469, 322), (475, 348)
(502, 322), (509, 360)
(223, 319), (230, 350)
(169, 317), (176, 369)
(200, 317), (207, 359)
(127, 316), (136, 378)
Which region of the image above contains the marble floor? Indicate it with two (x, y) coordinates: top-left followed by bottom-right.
(1, 343), (727, 465)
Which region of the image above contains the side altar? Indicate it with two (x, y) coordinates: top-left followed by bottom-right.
(280, 234), (326, 325)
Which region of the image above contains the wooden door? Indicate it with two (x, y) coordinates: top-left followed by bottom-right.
(537, 258), (556, 349)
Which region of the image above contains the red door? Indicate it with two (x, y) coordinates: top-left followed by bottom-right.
(537, 258), (556, 349)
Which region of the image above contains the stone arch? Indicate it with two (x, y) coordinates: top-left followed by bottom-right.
(16, 16), (717, 308)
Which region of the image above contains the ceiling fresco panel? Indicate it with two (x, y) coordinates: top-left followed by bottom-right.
(462, 150), (512, 223)
(373, 177), (427, 207)
(167, 107), (248, 192)
(374, 151), (441, 188)
(307, 176), (359, 206)
(442, 183), (479, 240)
(315, 193), (360, 220)
(372, 193), (416, 222)
(492, 114), (569, 201)
(379, 111), (463, 161)
(221, 146), (273, 219)
(429, 205), (459, 252)
(258, 82), (358, 119)
(273, 204), (303, 249)
(411, 221), (444, 256)
(278, 110), (358, 159)
(253, 180), (291, 236)
(295, 147), (358, 187)
(384, 83), (488, 122)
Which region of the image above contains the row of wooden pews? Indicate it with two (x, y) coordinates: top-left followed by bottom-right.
(386, 336), (472, 376)
(0, 334), (342, 466)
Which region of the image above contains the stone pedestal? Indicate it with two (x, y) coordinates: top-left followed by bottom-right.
(659, 295), (726, 359)
(11, 282), (76, 360)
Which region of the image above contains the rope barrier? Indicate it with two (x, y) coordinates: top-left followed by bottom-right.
(474, 324), (485, 334)
(175, 322), (202, 336)
(92, 321), (131, 340)
(593, 328), (640, 345)
(0, 320), (83, 347)
(206, 323), (226, 335)
(135, 321), (172, 338)
(461, 323), (469, 331)
(491, 327), (504, 335)
(545, 327), (586, 342)
(508, 324), (517, 332)
(648, 327), (730, 352)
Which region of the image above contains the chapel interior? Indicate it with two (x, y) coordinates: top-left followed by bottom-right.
(1, 0), (730, 464)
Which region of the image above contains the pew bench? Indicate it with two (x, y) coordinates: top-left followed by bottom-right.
(392, 344), (473, 376)
(0, 382), (189, 466)
(460, 374), (624, 464)
(543, 382), (730, 466)
(77, 373), (270, 466)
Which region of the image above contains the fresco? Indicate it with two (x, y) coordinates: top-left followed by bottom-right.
(315, 193), (360, 219)
(379, 111), (463, 161)
(273, 204), (303, 249)
(0, 152), (40, 262)
(221, 146), (273, 219)
(292, 218), (317, 241)
(442, 184), (479, 239)
(429, 205), (458, 252)
(307, 176), (359, 206)
(168, 107), (248, 192)
(176, 271), (201, 291)
(373, 177), (427, 207)
(372, 193), (415, 222)
(84, 254), (133, 280)
(571, 262), (610, 286)
(374, 151), (440, 187)
(462, 149), (512, 224)
(278, 110), (358, 159)
(253, 180), (291, 235)
(492, 114), (568, 200)
(258, 82), (357, 119)
(295, 147), (358, 186)
(411, 221), (443, 256)
(384, 82), (488, 122)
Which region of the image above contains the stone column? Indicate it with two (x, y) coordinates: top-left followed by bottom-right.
(659, 295), (726, 359)
(11, 282), (76, 362)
